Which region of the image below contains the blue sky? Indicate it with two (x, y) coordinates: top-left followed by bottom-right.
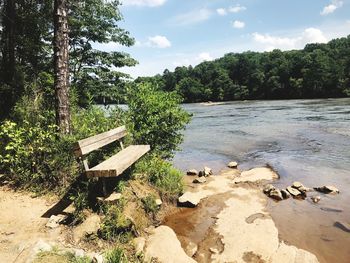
(98, 0), (350, 78)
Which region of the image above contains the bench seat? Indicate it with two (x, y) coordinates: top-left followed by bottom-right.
(86, 145), (150, 178)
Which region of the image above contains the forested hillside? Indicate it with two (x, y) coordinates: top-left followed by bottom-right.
(137, 36), (350, 102)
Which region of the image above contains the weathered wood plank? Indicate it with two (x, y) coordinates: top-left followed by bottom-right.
(86, 145), (150, 178)
(73, 126), (127, 157)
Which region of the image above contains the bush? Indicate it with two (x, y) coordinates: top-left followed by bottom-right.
(99, 205), (133, 242)
(127, 82), (191, 159)
(0, 88), (126, 192)
(104, 247), (128, 263)
(142, 195), (159, 215)
(0, 120), (77, 190)
(134, 156), (184, 197)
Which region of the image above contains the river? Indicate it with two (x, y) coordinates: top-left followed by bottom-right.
(173, 98), (350, 263)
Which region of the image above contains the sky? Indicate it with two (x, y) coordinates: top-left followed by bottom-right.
(96, 0), (350, 78)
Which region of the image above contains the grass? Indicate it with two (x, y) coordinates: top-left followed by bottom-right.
(34, 248), (91, 263)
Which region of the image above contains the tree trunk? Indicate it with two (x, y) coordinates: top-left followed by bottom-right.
(54, 0), (71, 134)
(0, 0), (16, 120)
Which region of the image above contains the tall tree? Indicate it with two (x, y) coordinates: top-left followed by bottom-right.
(54, 0), (71, 134)
(0, 0), (16, 120)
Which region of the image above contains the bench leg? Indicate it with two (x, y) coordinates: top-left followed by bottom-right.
(102, 178), (107, 197)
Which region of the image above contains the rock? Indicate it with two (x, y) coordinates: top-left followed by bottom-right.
(185, 241), (198, 257)
(104, 192), (122, 203)
(235, 167), (279, 183)
(209, 248), (219, 254)
(286, 186), (302, 197)
(334, 221), (350, 233)
(178, 192), (201, 207)
(292, 181), (304, 189)
(92, 253), (104, 263)
(46, 214), (67, 228)
(320, 207), (343, 213)
(144, 226), (196, 263)
(193, 177), (206, 184)
(198, 171), (205, 177)
(281, 189), (290, 199)
(204, 166), (213, 176)
(311, 196), (321, 203)
(299, 186), (311, 193)
(263, 184), (275, 194)
(32, 239), (52, 254)
(155, 199), (163, 206)
(134, 237), (146, 254)
(228, 161), (238, 168)
(187, 169), (199, 176)
(269, 189), (283, 201)
(73, 248), (86, 258)
(314, 185), (340, 194)
(73, 214), (100, 243)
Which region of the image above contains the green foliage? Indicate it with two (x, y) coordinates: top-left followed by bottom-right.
(104, 247), (128, 263)
(134, 156), (184, 197)
(0, 120), (77, 190)
(142, 195), (159, 215)
(144, 36), (350, 102)
(127, 83), (191, 159)
(0, 88), (125, 192)
(99, 205), (133, 242)
(69, 0), (137, 107)
(69, 181), (90, 224)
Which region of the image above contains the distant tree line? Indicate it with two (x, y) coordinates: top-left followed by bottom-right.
(136, 36), (350, 102)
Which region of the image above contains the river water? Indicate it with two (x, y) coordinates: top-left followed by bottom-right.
(173, 98), (350, 263)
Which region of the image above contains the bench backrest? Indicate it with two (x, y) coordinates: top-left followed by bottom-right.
(73, 125), (127, 157)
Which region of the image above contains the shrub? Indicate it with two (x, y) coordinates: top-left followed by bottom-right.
(0, 120), (77, 190)
(134, 156), (184, 197)
(142, 195), (159, 215)
(0, 91), (126, 192)
(127, 82), (191, 159)
(104, 247), (128, 263)
(99, 205), (133, 242)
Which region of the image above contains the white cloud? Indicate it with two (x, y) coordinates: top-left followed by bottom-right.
(122, 0), (166, 7)
(148, 35), (171, 48)
(252, 27), (328, 51)
(198, 52), (213, 61)
(216, 5), (246, 16)
(321, 0), (343, 15)
(232, 20), (245, 29)
(216, 8), (227, 16)
(228, 5), (247, 13)
(302, 28), (328, 43)
(172, 8), (212, 25)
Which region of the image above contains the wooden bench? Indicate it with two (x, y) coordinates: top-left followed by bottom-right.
(73, 126), (150, 194)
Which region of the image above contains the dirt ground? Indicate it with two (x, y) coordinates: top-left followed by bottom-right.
(0, 186), (64, 263)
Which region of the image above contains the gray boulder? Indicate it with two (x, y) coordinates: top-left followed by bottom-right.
(204, 166), (213, 176)
(311, 196), (321, 203)
(281, 189), (290, 199)
(263, 184), (275, 194)
(228, 161), (238, 168)
(314, 185), (340, 194)
(193, 177), (206, 184)
(187, 169), (199, 176)
(292, 181), (304, 189)
(286, 186), (302, 197)
(334, 221), (350, 233)
(269, 189), (283, 201)
(178, 192), (200, 207)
